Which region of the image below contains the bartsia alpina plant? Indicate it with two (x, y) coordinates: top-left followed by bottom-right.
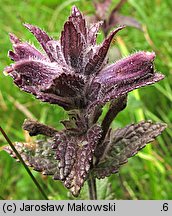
(3, 6), (166, 198)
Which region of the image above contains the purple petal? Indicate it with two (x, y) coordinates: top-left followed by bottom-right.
(9, 33), (21, 44)
(96, 51), (155, 82)
(69, 6), (87, 41)
(61, 21), (84, 69)
(24, 23), (54, 61)
(60, 6), (90, 70)
(8, 33), (45, 61)
(5, 59), (59, 92)
(95, 51), (164, 103)
(84, 26), (125, 75)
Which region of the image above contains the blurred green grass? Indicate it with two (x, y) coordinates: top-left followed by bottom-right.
(0, 0), (172, 199)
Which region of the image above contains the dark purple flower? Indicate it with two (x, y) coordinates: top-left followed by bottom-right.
(5, 6), (163, 111)
(3, 6), (166, 197)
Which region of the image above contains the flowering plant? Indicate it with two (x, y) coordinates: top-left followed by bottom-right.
(3, 6), (166, 198)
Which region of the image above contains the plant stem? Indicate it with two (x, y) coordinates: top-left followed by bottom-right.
(0, 126), (48, 200)
(87, 174), (97, 200)
(101, 95), (127, 141)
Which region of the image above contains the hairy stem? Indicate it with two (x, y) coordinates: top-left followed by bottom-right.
(87, 174), (97, 200)
(101, 95), (127, 141)
(0, 126), (49, 200)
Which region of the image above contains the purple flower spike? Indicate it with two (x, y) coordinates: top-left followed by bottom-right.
(3, 6), (166, 198)
(5, 6), (163, 111)
(94, 51), (164, 104)
(4, 6), (126, 110)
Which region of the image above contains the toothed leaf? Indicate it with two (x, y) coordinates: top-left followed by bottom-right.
(92, 121), (166, 179)
(4, 140), (59, 176)
(53, 124), (102, 196)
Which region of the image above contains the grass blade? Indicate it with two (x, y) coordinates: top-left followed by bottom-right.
(0, 126), (48, 200)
